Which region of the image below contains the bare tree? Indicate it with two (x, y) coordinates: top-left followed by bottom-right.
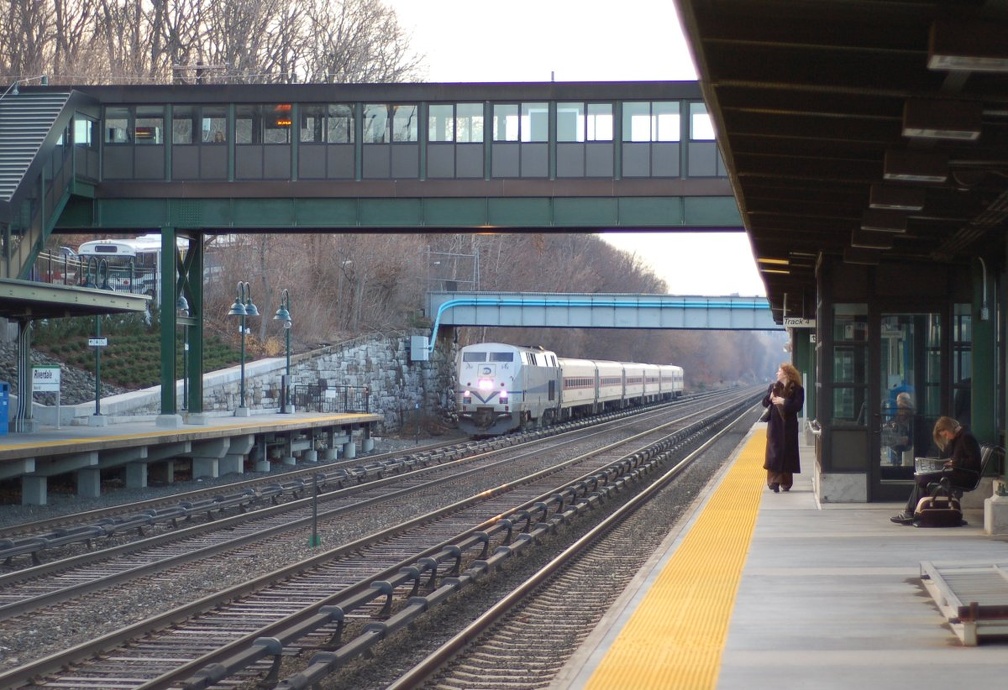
(4, 0), (421, 85)
(301, 0), (422, 83)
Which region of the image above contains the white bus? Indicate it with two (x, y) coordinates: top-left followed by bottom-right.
(76, 234), (185, 306)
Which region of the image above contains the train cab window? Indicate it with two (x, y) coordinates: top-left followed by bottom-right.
(462, 352), (487, 362)
(489, 352), (513, 362)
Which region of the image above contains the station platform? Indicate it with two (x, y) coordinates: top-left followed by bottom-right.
(0, 411), (381, 506)
(552, 424), (1008, 690)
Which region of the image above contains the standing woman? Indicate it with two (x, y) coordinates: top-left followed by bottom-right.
(762, 362), (805, 492)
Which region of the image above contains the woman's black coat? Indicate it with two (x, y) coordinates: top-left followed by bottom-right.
(763, 381), (805, 474)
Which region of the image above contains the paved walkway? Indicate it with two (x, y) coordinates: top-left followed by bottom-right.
(554, 425), (1008, 690)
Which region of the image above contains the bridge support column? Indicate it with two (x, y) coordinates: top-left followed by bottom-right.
(77, 467), (101, 499)
(22, 476), (47, 506)
(254, 440), (271, 473)
(126, 462), (148, 489)
(342, 440), (356, 460)
(216, 436), (251, 477)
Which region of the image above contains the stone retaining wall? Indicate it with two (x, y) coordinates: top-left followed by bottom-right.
(25, 332), (456, 434)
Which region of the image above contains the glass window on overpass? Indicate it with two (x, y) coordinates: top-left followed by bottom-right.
(492, 103), (548, 142)
(622, 101), (680, 142)
(429, 103), (484, 143)
(235, 104), (292, 144)
(557, 102), (613, 142)
(300, 104), (355, 144)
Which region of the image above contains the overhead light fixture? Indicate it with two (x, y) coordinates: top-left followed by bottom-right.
(883, 150), (947, 183)
(929, 19), (1008, 72)
(869, 184), (925, 211)
(757, 257), (789, 266)
(761, 268), (790, 275)
(851, 229), (893, 250)
(902, 99), (982, 141)
(843, 247), (881, 265)
(861, 209), (907, 233)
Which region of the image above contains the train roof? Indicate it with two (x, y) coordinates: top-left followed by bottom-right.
(459, 342), (557, 356)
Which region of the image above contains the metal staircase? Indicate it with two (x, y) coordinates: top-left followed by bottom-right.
(0, 89), (74, 280)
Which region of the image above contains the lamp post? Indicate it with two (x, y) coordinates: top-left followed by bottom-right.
(273, 288), (293, 413)
(228, 281), (258, 416)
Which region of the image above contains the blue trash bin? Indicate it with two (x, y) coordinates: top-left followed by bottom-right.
(0, 381), (8, 435)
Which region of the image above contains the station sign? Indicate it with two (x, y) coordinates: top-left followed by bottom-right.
(32, 365), (61, 392)
(88, 337), (109, 347)
(783, 317), (816, 329)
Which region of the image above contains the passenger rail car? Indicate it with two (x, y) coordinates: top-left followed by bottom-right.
(456, 343), (684, 436)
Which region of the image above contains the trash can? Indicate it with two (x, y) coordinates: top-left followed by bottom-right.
(0, 381), (9, 435)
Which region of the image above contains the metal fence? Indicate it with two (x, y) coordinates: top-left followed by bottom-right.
(293, 382), (370, 414)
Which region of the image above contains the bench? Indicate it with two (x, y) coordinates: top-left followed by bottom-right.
(928, 444), (1004, 509)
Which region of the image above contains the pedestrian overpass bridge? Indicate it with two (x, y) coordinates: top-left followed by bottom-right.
(420, 290), (776, 356)
(0, 80), (749, 420)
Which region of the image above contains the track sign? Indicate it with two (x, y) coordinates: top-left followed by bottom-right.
(88, 337), (109, 347)
(33, 365), (61, 392)
(783, 317), (816, 329)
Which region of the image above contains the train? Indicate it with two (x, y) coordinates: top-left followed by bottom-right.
(456, 342), (684, 436)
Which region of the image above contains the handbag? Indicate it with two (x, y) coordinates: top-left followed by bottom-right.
(759, 407), (772, 423)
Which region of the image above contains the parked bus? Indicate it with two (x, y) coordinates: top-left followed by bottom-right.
(76, 234), (184, 306)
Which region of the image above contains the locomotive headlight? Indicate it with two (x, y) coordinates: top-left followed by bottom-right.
(462, 390), (471, 399)
(499, 388), (508, 403)
(478, 379), (494, 391)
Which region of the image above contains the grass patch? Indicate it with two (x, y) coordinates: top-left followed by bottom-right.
(33, 313), (241, 389)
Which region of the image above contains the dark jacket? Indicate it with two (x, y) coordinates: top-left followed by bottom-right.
(763, 380), (805, 474)
(939, 426), (982, 487)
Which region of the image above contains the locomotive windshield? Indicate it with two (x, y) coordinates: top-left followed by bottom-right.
(462, 351), (514, 362)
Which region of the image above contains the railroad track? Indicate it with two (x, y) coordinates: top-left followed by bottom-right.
(385, 405), (756, 690)
(0, 388), (760, 688)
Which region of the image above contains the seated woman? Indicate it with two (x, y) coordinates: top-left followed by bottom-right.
(890, 416), (981, 525)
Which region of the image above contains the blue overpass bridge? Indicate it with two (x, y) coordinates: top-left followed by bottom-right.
(421, 291), (777, 356)
(0, 80), (746, 426)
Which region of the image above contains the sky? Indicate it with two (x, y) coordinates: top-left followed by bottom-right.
(386, 0), (766, 297)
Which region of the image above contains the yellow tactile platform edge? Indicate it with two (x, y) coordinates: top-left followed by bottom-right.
(586, 432), (766, 690)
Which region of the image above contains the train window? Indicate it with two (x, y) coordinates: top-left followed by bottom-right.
(489, 352), (513, 362)
(462, 352), (487, 362)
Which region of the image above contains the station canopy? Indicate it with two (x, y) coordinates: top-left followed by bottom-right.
(0, 279), (150, 320)
(676, 0), (1008, 319)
